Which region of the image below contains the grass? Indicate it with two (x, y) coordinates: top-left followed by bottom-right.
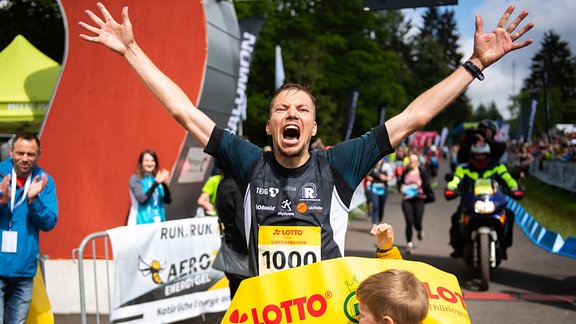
(520, 175), (576, 239)
(349, 204), (367, 221)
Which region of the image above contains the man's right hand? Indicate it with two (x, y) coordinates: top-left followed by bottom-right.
(79, 2), (135, 56)
(0, 175), (11, 206)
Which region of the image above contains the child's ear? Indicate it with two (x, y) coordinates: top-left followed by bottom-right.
(382, 315), (394, 324)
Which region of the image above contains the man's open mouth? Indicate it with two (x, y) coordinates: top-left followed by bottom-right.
(283, 125), (300, 141)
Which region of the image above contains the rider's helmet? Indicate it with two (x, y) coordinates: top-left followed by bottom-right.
(478, 119), (498, 138)
(470, 141), (491, 169)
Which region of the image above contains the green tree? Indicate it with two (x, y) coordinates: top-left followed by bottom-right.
(385, 10), (414, 66)
(411, 7), (470, 131)
(473, 103), (489, 121)
(0, 0), (64, 63)
(486, 102), (503, 121)
(521, 31), (576, 135)
(473, 102), (502, 121)
(235, 1), (475, 147)
(236, 0), (410, 146)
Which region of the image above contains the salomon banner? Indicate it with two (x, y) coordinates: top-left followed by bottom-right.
(228, 16), (266, 134)
(223, 257), (470, 324)
(106, 218), (230, 323)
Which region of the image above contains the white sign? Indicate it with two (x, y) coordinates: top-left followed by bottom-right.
(107, 218), (230, 323)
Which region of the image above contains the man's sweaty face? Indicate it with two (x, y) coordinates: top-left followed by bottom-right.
(267, 89), (317, 158)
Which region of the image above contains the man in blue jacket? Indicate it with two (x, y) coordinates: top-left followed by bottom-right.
(0, 131), (58, 323)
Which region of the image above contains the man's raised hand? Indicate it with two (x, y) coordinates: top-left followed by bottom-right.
(472, 5), (534, 70)
(79, 2), (135, 56)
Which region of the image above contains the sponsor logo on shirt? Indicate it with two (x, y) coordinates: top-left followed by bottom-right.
(256, 204), (276, 211)
(279, 199), (295, 216)
(281, 199), (292, 211)
(256, 187), (280, 197)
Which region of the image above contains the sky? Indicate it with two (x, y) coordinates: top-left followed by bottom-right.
(402, 0), (576, 120)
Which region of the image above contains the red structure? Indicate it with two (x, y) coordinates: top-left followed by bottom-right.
(39, 0), (207, 258)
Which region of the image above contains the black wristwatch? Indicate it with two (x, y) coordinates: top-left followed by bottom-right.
(376, 247), (394, 253)
(463, 60), (485, 81)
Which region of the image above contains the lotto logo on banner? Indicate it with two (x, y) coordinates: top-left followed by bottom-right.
(223, 257), (471, 324)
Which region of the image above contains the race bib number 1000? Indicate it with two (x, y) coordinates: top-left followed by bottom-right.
(258, 226), (321, 275)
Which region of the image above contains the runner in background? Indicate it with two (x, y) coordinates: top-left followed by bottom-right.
(425, 145), (442, 188)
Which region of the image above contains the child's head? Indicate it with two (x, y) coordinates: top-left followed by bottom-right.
(356, 269), (429, 324)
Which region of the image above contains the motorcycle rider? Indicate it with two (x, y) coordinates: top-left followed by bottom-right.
(447, 141), (523, 259)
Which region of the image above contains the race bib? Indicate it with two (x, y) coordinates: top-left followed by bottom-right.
(402, 183), (419, 198)
(258, 226), (321, 275)
(371, 183), (386, 195)
(430, 155), (439, 166)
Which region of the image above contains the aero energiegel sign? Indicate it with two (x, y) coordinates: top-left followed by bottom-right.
(223, 257), (470, 324)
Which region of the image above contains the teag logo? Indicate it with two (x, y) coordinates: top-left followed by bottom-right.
(256, 187), (280, 197)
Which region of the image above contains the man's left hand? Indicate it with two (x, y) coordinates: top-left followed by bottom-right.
(28, 173), (48, 202)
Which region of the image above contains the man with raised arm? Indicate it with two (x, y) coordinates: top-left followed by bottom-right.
(79, 2), (533, 277)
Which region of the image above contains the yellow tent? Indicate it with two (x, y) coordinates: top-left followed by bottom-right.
(0, 35), (61, 133)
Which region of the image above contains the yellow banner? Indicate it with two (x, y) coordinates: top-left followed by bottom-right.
(223, 257), (470, 324)
(26, 263), (54, 324)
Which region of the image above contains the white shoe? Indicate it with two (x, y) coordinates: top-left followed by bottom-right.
(406, 242), (413, 255)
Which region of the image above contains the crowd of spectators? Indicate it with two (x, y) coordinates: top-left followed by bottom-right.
(507, 132), (576, 167)
(436, 127), (575, 184)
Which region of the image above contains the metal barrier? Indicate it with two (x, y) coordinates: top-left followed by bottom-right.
(529, 160), (576, 192)
(72, 221), (228, 323)
(72, 231), (113, 324)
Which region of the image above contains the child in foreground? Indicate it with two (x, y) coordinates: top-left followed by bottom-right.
(356, 268), (429, 324)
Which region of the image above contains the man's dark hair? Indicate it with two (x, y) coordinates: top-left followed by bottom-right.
(269, 83), (316, 118)
(11, 131), (41, 150)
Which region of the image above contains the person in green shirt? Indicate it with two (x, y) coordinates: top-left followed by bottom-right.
(197, 169), (222, 216)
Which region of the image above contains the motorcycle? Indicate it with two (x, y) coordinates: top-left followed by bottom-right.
(444, 176), (523, 290)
